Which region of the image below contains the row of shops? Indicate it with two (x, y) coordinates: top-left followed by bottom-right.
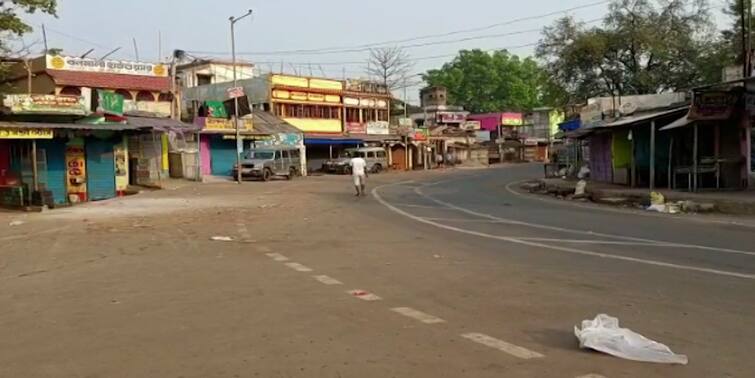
(560, 82), (755, 192)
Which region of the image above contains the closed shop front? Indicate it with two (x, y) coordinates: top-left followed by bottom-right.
(85, 138), (116, 201)
(209, 135), (237, 176)
(0, 141), (10, 185)
(37, 139), (67, 205)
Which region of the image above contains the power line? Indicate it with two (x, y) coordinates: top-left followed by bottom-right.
(185, 1), (610, 56)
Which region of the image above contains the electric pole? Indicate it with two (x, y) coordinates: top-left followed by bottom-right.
(230, 9), (254, 184)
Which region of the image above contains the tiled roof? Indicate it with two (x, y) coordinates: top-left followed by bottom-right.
(46, 70), (171, 92)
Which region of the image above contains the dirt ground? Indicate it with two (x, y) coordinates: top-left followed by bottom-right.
(1, 167), (752, 378)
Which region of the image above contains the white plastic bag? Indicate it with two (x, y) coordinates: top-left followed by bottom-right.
(574, 180), (587, 196)
(574, 314), (688, 365)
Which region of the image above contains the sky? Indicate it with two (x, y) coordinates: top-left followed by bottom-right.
(20, 0), (733, 103)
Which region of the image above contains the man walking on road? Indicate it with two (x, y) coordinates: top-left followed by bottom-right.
(349, 154), (367, 196)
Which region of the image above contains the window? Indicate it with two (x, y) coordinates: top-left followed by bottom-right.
(59, 86), (81, 96)
(136, 91), (155, 101)
(158, 93), (173, 102)
(377, 110), (389, 122)
(363, 109), (377, 122)
(290, 150), (300, 158)
(196, 74), (212, 86)
(115, 89), (133, 100)
(377, 151), (386, 158)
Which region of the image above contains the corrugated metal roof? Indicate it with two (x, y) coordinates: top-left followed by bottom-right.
(600, 107), (688, 128)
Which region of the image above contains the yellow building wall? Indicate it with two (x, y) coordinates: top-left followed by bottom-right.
(271, 75), (309, 88)
(283, 118), (342, 133)
(309, 78), (342, 91)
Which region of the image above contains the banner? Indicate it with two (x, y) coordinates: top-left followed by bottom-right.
(47, 54), (168, 77)
(3, 94), (88, 115)
(346, 122), (366, 134)
(501, 112), (523, 126)
(204, 117), (253, 131)
(0, 128), (53, 139)
(65, 144), (87, 203)
(97, 91), (124, 116)
(367, 121), (390, 135)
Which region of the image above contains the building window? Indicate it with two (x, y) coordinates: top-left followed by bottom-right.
(346, 108), (360, 123)
(363, 109), (377, 122)
(377, 110), (389, 122)
(115, 89), (133, 100)
(59, 86), (81, 96)
(196, 74), (212, 86)
(158, 93), (173, 102)
(136, 91), (155, 102)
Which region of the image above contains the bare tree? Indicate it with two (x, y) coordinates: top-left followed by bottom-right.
(366, 46), (413, 90)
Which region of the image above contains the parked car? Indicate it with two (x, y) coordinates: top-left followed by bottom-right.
(233, 146), (301, 181)
(322, 147), (388, 174)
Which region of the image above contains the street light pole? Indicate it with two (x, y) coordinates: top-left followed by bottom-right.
(230, 9), (253, 184)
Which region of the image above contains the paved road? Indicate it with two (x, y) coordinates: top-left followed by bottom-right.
(0, 165), (753, 377)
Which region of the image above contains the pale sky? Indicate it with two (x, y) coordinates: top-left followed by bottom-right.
(20, 0), (732, 103)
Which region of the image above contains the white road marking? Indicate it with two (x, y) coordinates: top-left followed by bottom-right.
(236, 223), (252, 241)
(285, 262), (313, 272)
(256, 246), (272, 253)
(265, 253), (290, 262)
(372, 184), (755, 280)
(394, 203), (448, 210)
(515, 237), (662, 246)
(414, 185), (755, 258)
(391, 307), (446, 324)
(348, 290), (382, 301)
(313, 275), (342, 285)
(461, 332), (544, 359)
(575, 374), (607, 378)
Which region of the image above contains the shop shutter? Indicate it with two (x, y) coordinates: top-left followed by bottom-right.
(37, 140), (67, 205)
(210, 136), (237, 176)
(86, 139), (116, 201)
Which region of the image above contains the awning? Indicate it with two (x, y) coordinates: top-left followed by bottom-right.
(304, 133), (362, 145)
(0, 120), (143, 131)
(600, 107), (688, 128)
(558, 119), (581, 131)
(659, 114), (695, 131)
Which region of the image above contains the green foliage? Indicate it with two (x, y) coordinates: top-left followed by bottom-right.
(720, 0), (753, 64)
(537, 0), (723, 104)
(0, 0), (57, 43)
(423, 49), (546, 113)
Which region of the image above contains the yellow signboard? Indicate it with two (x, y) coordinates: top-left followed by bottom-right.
(271, 74), (309, 88)
(204, 118), (253, 131)
(309, 78), (343, 91)
(0, 128), (54, 139)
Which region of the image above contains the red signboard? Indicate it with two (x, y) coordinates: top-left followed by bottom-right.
(345, 122), (366, 134)
(501, 112), (523, 126)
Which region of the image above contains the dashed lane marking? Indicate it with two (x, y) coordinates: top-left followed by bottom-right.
(391, 307), (446, 324)
(348, 290), (382, 301)
(575, 374), (607, 378)
(285, 262), (313, 272)
(461, 332), (544, 360)
(266, 253), (290, 262)
(313, 275), (342, 285)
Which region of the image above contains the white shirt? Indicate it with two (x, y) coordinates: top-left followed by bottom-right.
(349, 157), (367, 176)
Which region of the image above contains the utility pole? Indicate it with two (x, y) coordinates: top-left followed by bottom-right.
(230, 9), (254, 184)
(742, 0), (750, 78)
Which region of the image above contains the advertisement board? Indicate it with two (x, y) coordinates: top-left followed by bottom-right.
(47, 54), (167, 77)
(0, 128), (53, 139)
(367, 121), (390, 135)
(3, 94), (88, 115)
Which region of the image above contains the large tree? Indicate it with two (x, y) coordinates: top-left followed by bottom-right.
(366, 47), (413, 91)
(721, 0), (753, 67)
(423, 49), (545, 113)
(0, 0), (57, 53)
(537, 0), (721, 105)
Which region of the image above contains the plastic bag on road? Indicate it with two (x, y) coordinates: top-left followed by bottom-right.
(574, 314), (688, 365)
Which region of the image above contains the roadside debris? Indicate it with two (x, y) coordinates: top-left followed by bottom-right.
(575, 314), (688, 365)
(574, 180), (587, 198)
(210, 236), (234, 242)
(9, 220), (25, 226)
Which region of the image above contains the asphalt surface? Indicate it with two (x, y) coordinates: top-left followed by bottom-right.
(0, 164), (753, 377)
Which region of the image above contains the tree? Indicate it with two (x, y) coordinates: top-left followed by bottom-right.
(366, 46), (413, 90)
(0, 0), (57, 54)
(537, 0), (719, 104)
(423, 49), (545, 113)
(721, 0), (753, 67)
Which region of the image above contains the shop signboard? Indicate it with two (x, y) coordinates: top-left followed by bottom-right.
(204, 117), (253, 131)
(205, 101), (228, 118)
(97, 91), (124, 116)
(501, 112), (524, 126)
(227, 86), (245, 99)
(689, 91), (738, 121)
(398, 118), (413, 127)
(461, 120), (481, 131)
(412, 128), (429, 141)
(437, 112), (466, 123)
(0, 128), (53, 139)
(3, 94), (88, 115)
(46, 54), (168, 77)
(346, 122), (367, 134)
(367, 121), (389, 135)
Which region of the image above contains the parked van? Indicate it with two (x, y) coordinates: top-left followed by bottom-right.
(322, 147), (388, 174)
(234, 146), (301, 181)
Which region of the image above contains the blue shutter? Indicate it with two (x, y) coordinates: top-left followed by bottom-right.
(210, 136), (237, 176)
(37, 140), (67, 205)
(86, 139), (116, 201)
